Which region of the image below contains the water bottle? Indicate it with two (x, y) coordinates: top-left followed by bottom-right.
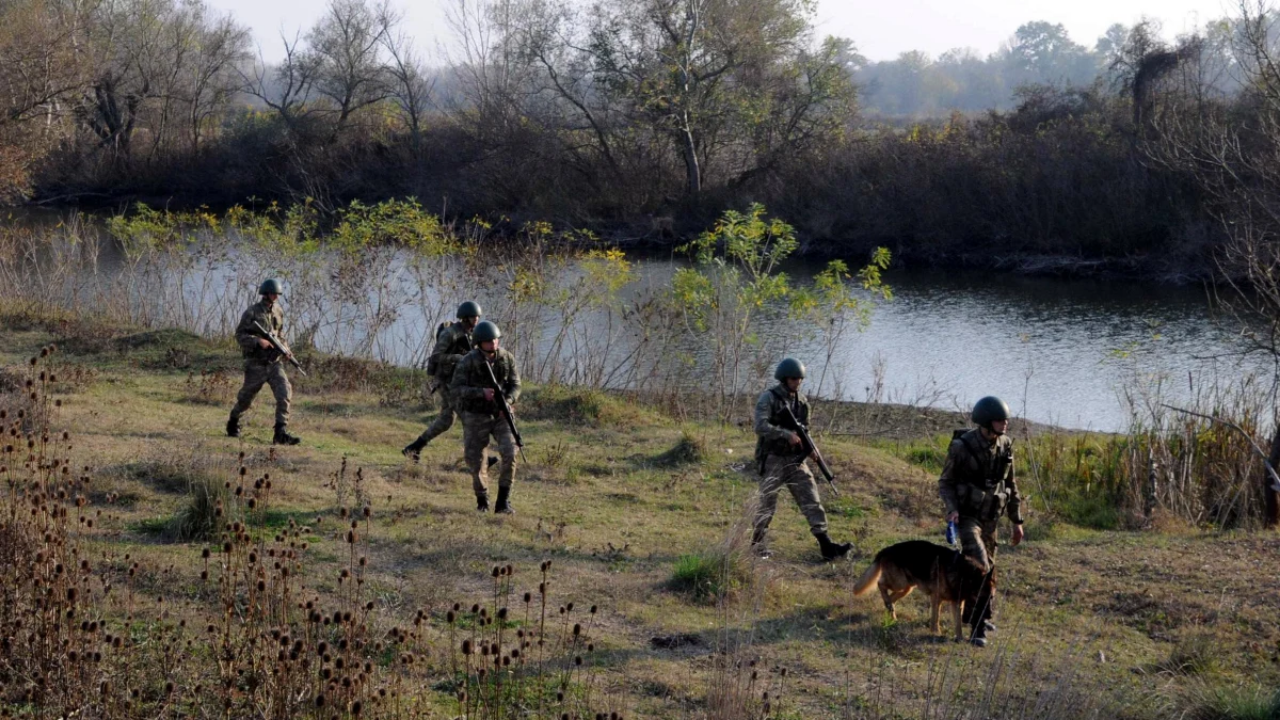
(945, 520), (958, 546)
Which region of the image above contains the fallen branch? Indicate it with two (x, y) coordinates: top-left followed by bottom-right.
(1161, 403), (1280, 493)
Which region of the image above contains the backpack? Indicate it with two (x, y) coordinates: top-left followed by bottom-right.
(425, 321), (454, 376)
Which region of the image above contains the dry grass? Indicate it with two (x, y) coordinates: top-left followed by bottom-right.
(0, 318), (1277, 718)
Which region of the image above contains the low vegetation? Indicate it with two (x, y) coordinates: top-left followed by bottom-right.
(0, 306), (1277, 718)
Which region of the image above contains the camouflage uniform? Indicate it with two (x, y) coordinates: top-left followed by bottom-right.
(938, 428), (1023, 571)
(409, 322), (474, 448)
(229, 300), (292, 429)
(753, 384), (829, 539)
(450, 347), (522, 497)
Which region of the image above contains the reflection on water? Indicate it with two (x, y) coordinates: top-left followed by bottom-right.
(791, 268), (1262, 432)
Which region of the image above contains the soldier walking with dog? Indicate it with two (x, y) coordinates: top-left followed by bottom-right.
(226, 279), (301, 445)
(450, 320), (522, 513)
(402, 301), (482, 461)
(751, 358), (853, 561)
(939, 395), (1025, 645)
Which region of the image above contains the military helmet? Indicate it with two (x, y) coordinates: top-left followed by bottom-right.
(473, 320), (502, 343)
(774, 358), (807, 381)
(259, 278), (283, 295)
(971, 396), (1011, 428)
(456, 301), (482, 319)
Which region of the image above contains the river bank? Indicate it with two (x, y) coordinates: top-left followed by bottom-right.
(1, 301), (1277, 719)
(8, 193), (1218, 285)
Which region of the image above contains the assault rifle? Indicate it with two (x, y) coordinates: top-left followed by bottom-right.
(781, 402), (838, 496)
(253, 321), (307, 376)
(483, 357), (528, 465)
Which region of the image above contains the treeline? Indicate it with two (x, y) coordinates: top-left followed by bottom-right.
(853, 19), (1240, 118)
(0, 0), (1273, 277)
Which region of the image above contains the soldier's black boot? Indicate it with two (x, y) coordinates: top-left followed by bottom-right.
(815, 532), (853, 561)
(272, 424), (301, 446)
(226, 414), (241, 438)
(751, 527), (771, 559)
(494, 486), (514, 515)
(402, 440), (425, 462)
(476, 492), (490, 512)
(969, 622), (990, 647)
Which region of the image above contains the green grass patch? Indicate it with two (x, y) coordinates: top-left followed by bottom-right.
(522, 385), (607, 424)
(869, 435), (949, 473)
(827, 497), (873, 519)
(1183, 681), (1280, 720)
(123, 461), (223, 495)
(654, 430), (708, 467)
(1162, 633), (1229, 676)
(669, 550), (749, 601)
(1060, 493), (1122, 530)
(132, 517), (171, 537)
(521, 385), (659, 427)
(169, 475), (229, 542)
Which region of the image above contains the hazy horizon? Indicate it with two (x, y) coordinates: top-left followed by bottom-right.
(203, 0), (1235, 65)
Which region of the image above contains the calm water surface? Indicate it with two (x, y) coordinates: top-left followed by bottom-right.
(796, 267), (1260, 432)
(8, 212), (1264, 433)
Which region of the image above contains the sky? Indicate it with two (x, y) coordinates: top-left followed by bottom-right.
(205, 0), (1236, 65)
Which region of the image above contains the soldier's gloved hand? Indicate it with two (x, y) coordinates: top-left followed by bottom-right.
(483, 388), (495, 402)
(1011, 523), (1025, 547)
(787, 432), (802, 446)
(258, 338), (272, 349)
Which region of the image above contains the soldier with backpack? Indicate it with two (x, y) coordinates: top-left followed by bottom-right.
(402, 301), (482, 461)
(938, 395), (1026, 646)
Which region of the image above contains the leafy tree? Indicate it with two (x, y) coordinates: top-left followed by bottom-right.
(1004, 21), (1094, 85)
(512, 0), (852, 199)
(673, 204), (890, 421)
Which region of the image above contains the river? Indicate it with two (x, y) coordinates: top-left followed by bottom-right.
(2, 215), (1268, 433)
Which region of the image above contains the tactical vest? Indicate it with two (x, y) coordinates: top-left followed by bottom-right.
(240, 303), (284, 361)
(455, 349), (518, 415)
(762, 388), (809, 459)
(951, 428), (1013, 520)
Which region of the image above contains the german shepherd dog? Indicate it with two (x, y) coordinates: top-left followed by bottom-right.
(852, 540), (995, 642)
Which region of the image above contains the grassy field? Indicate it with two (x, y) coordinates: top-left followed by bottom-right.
(2, 311), (1278, 719)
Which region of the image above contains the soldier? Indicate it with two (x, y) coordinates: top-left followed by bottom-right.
(751, 358), (853, 561)
(226, 279), (300, 446)
(938, 395), (1025, 646)
(402, 301), (482, 461)
(450, 320), (522, 513)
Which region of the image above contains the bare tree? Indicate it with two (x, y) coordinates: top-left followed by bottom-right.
(305, 0), (397, 139)
(383, 28), (434, 156)
(0, 0), (97, 199)
(79, 0), (157, 156)
(445, 0), (534, 143)
(183, 9), (250, 153)
(242, 31), (318, 135)
(563, 0), (845, 198)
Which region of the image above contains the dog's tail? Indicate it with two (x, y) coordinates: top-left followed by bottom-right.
(852, 560), (882, 597)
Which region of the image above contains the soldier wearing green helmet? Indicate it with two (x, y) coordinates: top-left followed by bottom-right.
(402, 301), (483, 461)
(751, 357), (853, 561)
(450, 320), (522, 513)
(226, 278), (300, 445)
(938, 395), (1026, 646)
